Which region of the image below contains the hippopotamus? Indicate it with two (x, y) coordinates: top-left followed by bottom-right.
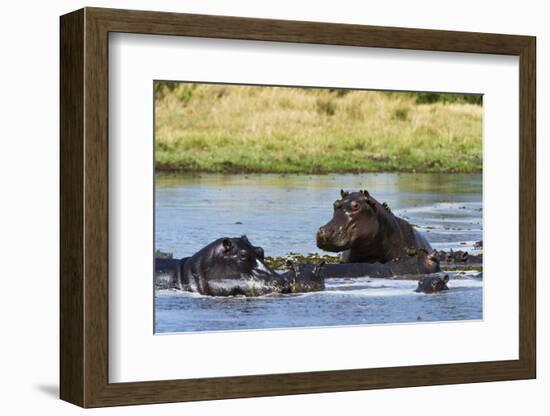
(155, 257), (184, 290)
(319, 250), (440, 279)
(284, 260), (325, 292)
(180, 236), (284, 296)
(433, 249), (483, 266)
(316, 189), (431, 263)
(414, 275), (449, 293)
(155, 236), (324, 296)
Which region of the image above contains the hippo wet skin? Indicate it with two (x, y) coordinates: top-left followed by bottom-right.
(155, 236), (324, 296)
(414, 275), (449, 294)
(433, 249), (483, 266)
(283, 261), (325, 292)
(317, 189), (431, 263)
(320, 251), (440, 279)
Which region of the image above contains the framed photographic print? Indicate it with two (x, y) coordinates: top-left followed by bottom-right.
(60, 7), (536, 408)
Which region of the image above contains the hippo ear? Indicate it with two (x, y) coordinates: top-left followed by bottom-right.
(222, 238), (233, 252)
(443, 275), (450, 283)
(285, 260), (298, 274)
(361, 189), (371, 198)
(366, 198), (377, 210)
(429, 251), (440, 263)
(313, 261), (326, 276)
(254, 246), (265, 260)
(340, 189), (349, 199)
(285, 259), (300, 277)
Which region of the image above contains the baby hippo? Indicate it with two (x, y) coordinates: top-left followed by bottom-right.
(282, 260), (325, 293)
(414, 275), (450, 294)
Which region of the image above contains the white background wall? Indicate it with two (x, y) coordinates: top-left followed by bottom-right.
(0, 0), (546, 414)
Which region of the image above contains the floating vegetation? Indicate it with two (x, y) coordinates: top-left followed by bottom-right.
(155, 249), (173, 259)
(265, 252), (341, 270)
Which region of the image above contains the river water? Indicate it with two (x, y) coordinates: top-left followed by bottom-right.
(155, 173), (482, 333)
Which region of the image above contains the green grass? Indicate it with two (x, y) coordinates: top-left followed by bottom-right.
(155, 83), (482, 173)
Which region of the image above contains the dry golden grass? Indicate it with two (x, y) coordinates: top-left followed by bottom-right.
(155, 83), (482, 173)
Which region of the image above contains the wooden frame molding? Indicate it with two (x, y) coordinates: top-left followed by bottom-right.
(60, 7), (536, 408)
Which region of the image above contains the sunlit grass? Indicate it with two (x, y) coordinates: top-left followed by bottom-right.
(155, 83), (482, 173)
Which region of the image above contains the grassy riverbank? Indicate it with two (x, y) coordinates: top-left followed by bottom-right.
(155, 83), (482, 173)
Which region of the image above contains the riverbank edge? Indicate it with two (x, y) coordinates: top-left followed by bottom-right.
(155, 164), (483, 175)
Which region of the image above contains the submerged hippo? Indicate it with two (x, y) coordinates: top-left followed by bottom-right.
(433, 249), (483, 266)
(317, 189), (431, 263)
(155, 236), (324, 296)
(284, 260), (325, 292)
(414, 275), (449, 293)
(155, 257), (184, 290)
(320, 250), (440, 279)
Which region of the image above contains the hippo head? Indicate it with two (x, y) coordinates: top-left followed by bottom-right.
(214, 235), (270, 277)
(191, 235), (285, 296)
(316, 189), (380, 252)
(414, 250), (441, 274)
(284, 260), (326, 293)
(415, 275), (450, 294)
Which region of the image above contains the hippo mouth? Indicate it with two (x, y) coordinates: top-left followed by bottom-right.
(316, 239), (350, 252)
(316, 229), (352, 252)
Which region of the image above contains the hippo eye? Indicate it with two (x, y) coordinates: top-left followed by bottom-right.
(350, 201), (360, 211)
(222, 238), (233, 252)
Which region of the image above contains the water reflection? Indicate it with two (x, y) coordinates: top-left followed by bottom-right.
(155, 172), (482, 258)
